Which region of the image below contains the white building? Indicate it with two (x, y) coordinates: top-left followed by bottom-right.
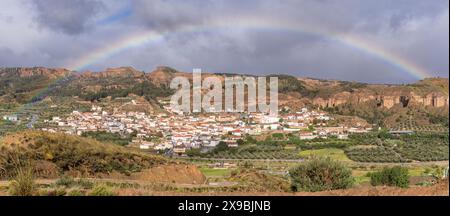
(2, 115), (18, 122)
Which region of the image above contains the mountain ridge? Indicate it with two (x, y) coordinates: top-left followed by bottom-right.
(1, 66), (448, 127)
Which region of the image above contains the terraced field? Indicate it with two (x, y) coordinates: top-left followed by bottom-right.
(391, 117), (448, 133)
(345, 133), (449, 163)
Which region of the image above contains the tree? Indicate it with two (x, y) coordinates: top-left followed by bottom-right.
(212, 142), (229, 153)
(272, 133), (284, 140)
(186, 148), (202, 157)
(236, 139), (245, 145)
(244, 135), (257, 144)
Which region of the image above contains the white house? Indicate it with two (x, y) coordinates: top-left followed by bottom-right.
(299, 131), (317, 140)
(2, 115), (18, 122)
(261, 115), (280, 124)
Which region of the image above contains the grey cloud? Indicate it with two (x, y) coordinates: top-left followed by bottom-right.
(129, 0), (214, 31)
(0, 47), (51, 68)
(0, 0), (448, 83)
(0, 14), (13, 23)
(126, 0), (448, 32)
(0, 47), (17, 66)
(31, 0), (104, 34)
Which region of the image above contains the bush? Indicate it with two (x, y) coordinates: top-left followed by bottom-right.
(54, 177), (94, 190)
(38, 188), (67, 196)
(88, 184), (117, 196)
(186, 148), (203, 157)
(8, 164), (36, 196)
(55, 176), (76, 187)
(369, 166), (409, 188)
(289, 158), (354, 192)
(76, 179), (94, 189)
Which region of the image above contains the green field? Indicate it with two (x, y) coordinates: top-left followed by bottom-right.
(299, 148), (352, 162)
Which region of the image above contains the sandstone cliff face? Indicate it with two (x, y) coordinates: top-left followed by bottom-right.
(311, 84), (449, 109)
(313, 93), (449, 109)
(312, 92), (378, 108)
(378, 93), (448, 108)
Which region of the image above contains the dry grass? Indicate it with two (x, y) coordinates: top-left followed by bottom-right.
(7, 157), (36, 196)
(0, 130), (169, 178)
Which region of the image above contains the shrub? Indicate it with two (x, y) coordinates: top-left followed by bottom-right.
(54, 176), (94, 189)
(8, 163), (36, 196)
(68, 190), (86, 196)
(76, 179), (94, 189)
(369, 166), (409, 188)
(272, 133), (285, 140)
(38, 188), (67, 196)
(88, 184), (117, 196)
(289, 158), (354, 192)
(55, 176), (76, 187)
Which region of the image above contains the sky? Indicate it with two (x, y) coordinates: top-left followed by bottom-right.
(0, 0), (448, 83)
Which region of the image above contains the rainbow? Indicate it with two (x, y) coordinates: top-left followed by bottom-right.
(0, 17), (433, 129)
(67, 16), (432, 79)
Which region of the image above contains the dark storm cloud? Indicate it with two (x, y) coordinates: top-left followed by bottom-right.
(128, 0), (212, 31)
(31, 0), (105, 34)
(125, 0), (271, 31)
(123, 0), (448, 33)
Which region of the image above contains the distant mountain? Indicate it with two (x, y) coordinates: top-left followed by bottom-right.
(0, 66), (448, 127)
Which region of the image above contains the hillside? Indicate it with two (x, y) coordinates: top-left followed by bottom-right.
(0, 67), (71, 103)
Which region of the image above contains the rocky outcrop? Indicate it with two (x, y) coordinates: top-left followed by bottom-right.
(303, 77), (448, 110)
(146, 66), (179, 86)
(313, 91), (449, 109)
(80, 67), (144, 78)
(0, 67), (70, 79)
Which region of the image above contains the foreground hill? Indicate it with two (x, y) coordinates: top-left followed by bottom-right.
(0, 66), (448, 127)
(0, 131), (205, 184)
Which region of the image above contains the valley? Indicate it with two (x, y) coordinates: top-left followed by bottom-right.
(0, 66), (448, 196)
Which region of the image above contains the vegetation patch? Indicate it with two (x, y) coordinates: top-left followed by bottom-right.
(0, 131), (168, 178)
(82, 131), (136, 146)
(289, 158), (354, 192)
(88, 184), (117, 196)
(299, 148), (351, 162)
(228, 169), (291, 192)
(369, 166), (410, 188)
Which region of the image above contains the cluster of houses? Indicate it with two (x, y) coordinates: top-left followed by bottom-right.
(41, 105), (371, 156)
